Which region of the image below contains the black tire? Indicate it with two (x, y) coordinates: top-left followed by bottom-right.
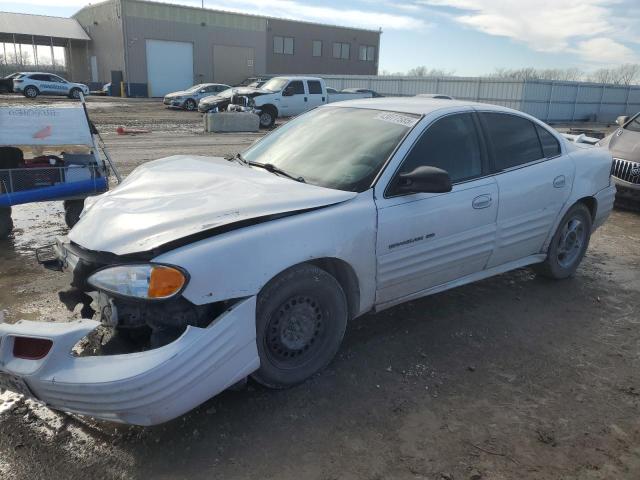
(64, 200), (85, 229)
(184, 98), (197, 111)
(69, 88), (82, 99)
(534, 203), (592, 279)
(24, 86), (39, 99)
(258, 106), (277, 129)
(0, 207), (12, 238)
(252, 264), (348, 388)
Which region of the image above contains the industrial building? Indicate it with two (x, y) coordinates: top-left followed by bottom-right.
(1, 1), (381, 97)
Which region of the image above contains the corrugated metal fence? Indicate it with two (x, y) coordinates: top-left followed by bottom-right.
(320, 75), (640, 123)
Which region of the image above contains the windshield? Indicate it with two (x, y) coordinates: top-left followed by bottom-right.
(185, 84), (205, 92)
(261, 78), (288, 92)
(625, 113), (640, 133)
(243, 107), (419, 192)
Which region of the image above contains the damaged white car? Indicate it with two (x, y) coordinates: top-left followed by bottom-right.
(0, 98), (615, 425)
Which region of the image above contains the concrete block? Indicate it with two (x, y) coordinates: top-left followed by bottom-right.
(205, 112), (260, 133)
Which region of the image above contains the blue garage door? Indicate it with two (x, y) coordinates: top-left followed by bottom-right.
(145, 39), (193, 97)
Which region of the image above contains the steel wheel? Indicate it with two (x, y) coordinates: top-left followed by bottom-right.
(556, 217), (586, 269)
(265, 295), (326, 369)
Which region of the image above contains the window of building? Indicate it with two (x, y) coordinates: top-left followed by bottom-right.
(333, 42), (350, 60)
(308, 80), (323, 94)
(396, 113), (483, 185)
(312, 40), (322, 57)
(480, 113), (544, 170)
(359, 45), (376, 61)
(274, 36), (294, 55)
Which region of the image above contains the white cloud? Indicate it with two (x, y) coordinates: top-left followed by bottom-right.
(417, 0), (639, 64)
(575, 37), (639, 64)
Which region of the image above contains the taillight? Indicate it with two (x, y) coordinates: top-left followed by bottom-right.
(13, 337), (53, 360)
(14, 79), (23, 83)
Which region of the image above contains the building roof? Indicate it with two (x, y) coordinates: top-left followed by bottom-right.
(0, 11), (90, 40)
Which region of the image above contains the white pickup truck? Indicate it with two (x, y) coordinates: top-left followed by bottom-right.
(228, 76), (372, 128)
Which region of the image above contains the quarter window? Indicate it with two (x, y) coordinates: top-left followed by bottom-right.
(312, 40), (322, 57)
(333, 42), (350, 60)
(396, 113), (483, 185)
(480, 112), (543, 170)
(536, 125), (561, 158)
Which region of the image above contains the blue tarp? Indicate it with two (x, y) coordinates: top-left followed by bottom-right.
(0, 177), (107, 207)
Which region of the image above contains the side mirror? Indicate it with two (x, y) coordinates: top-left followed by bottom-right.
(616, 115), (629, 126)
(199, 89), (206, 93)
(393, 166), (452, 195)
(282, 87), (294, 97)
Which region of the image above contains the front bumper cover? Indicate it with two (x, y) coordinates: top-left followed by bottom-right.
(0, 297), (259, 425)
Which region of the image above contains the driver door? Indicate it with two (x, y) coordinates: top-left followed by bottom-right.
(374, 112), (498, 307)
(279, 80), (307, 116)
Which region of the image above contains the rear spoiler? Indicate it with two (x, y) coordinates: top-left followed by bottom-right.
(561, 133), (600, 146)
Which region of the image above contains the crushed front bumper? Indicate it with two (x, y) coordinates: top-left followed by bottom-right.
(0, 297), (259, 425)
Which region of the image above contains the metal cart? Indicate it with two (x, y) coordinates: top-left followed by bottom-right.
(0, 96), (120, 238)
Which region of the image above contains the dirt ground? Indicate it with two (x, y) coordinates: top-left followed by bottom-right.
(1, 96), (639, 480)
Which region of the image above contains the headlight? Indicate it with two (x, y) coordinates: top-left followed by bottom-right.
(88, 264), (187, 300)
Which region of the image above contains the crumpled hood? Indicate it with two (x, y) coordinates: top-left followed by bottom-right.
(70, 155), (356, 256)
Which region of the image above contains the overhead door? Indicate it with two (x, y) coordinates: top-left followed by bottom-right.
(146, 40), (193, 97)
(212, 45), (255, 86)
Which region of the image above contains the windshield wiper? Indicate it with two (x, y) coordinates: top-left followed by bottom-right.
(224, 152), (249, 167)
(249, 162), (305, 183)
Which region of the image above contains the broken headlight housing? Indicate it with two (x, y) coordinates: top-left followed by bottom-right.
(88, 264), (188, 300)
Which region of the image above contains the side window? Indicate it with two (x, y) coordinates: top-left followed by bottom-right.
(396, 113), (483, 184)
(287, 81), (305, 95)
(307, 80), (322, 94)
(481, 112), (543, 170)
(536, 125), (561, 158)
(31, 74), (49, 81)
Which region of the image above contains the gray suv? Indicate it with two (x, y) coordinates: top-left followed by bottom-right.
(600, 113), (640, 203)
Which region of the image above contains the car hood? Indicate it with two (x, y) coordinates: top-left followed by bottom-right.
(165, 91), (190, 98)
(69, 155), (356, 256)
(603, 128), (640, 162)
(200, 94), (227, 105)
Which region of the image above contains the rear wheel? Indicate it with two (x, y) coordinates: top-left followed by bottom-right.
(64, 200), (85, 229)
(252, 264), (348, 388)
(259, 106), (276, 129)
(69, 88), (82, 99)
(184, 98), (197, 111)
(0, 207), (13, 238)
(534, 203), (592, 279)
(24, 86), (38, 99)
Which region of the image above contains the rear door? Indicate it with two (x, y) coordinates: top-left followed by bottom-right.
(280, 80), (307, 116)
(306, 80), (326, 110)
(375, 111), (498, 306)
(478, 111), (574, 268)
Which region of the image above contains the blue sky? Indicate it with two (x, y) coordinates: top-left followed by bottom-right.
(4, 0), (640, 75)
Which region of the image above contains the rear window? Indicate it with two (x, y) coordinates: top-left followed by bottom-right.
(308, 80), (323, 94)
(481, 112), (543, 170)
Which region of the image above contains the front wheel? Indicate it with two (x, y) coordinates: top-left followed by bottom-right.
(64, 200), (85, 229)
(184, 98), (196, 111)
(24, 86), (38, 99)
(258, 107), (276, 129)
(252, 264), (348, 389)
(69, 88), (82, 99)
(0, 207), (13, 238)
(534, 203), (592, 279)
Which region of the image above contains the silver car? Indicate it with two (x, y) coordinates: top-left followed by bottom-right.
(163, 83), (230, 111)
(599, 113), (640, 203)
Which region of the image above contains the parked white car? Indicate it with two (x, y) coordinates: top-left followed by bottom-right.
(229, 76), (372, 128)
(13, 72), (90, 99)
(163, 83), (231, 110)
(0, 98), (615, 425)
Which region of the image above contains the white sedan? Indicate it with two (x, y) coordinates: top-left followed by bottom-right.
(163, 83), (230, 110)
(0, 98), (615, 425)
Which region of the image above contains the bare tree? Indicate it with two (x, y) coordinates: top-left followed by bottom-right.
(406, 66), (455, 77)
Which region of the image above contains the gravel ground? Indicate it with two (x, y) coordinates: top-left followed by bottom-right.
(0, 96), (639, 480)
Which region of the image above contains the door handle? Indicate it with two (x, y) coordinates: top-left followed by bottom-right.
(472, 194), (492, 209)
(553, 175), (566, 188)
(304, 97), (308, 102)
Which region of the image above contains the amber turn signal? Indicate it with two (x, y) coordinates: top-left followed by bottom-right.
(148, 266), (186, 299)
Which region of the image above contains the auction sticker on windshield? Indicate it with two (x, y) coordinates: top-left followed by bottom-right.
(374, 112), (419, 128)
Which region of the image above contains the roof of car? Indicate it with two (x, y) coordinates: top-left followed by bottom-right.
(326, 97), (516, 116)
